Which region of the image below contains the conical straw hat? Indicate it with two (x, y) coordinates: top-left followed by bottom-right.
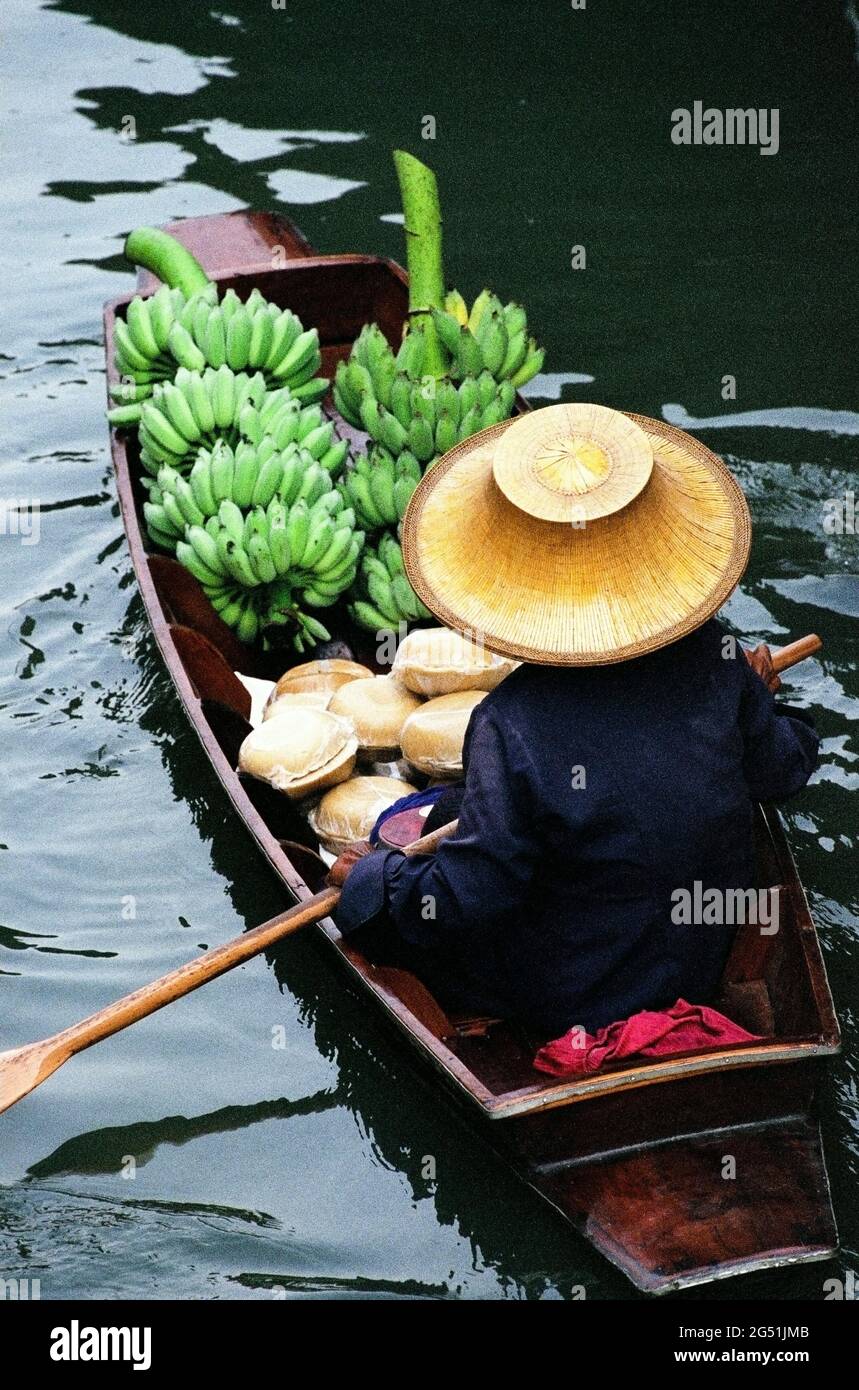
(401, 404), (751, 666)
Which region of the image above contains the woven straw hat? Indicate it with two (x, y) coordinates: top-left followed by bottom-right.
(401, 404), (751, 666)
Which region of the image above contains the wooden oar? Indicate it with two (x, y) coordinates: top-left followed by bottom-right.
(770, 633), (821, 673)
(0, 820), (456, 1117)
(0, 633), (821, 1118)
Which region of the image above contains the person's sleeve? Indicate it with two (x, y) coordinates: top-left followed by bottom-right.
(739, 661), (820, 801)
(336, 709), (540, 947)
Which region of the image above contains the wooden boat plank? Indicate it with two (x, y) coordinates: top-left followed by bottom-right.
(534, 1118), (837, 1294)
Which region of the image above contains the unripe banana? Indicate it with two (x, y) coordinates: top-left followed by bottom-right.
(143, 501), (181, 543)
(212, 364), (236, 430)
(247, 308), (274, 369)
(434, 412), (458, 456)
(479, 396), (509, 429)
(334, 364), (362, 426)
(251, 454), (284, 508)
(114, 320), (152, 372)
(510, 341), (545, 388)
(314, 525), (354, 576)
(189, 455), (218, 517)
(392, 574), (422, 620)
(407, 415), (435, 463)
(377, 406), (408, 454)
(162, 382), (200, 443)
(318, 439), (349, 474)
(477, 309), (508, 376)
(267, 506), (292, 575)
(107, 402), (144, 426)
(503, 302), (527, 339)
(477, 370), (498, 409)
(458, 377), (479, 416)
(395, 327), (425, 380)
(300, 585), (340, 608)
(271, 327), (318, 381)
(454, 326), (484, 377)
(140, 401), (188, 459)
(286, 499), (311, 566)
(298, 614), (332, 643)
(218, 498), (246, 546)
(430, 309), (463, 358)
(346, 471), (383, 529)
(204, 309), (227, 369)
(368, 454), (396, 521)
(176, 540), (223, 587)
(264, 311), (301, 372)
(236, 603), (259, 645)
(458, 405), (484, 441)
(210, 441), (235, 503)
(351, 599), (397, 633)
(393, 473), (418, 518)
(220, 289), (241, 323)
(223, 540), (260, 588)
(468, 288), (493, 334)
(126, 297), (160, 360)
(173, 476), (206, 528)
(499, 328), (527, 380)
(301, 515), (336, 570)
(247, 531), (277, 584)
(149, 285), (177, 351)
(379, 532), (405, 578)
(186, 525), (229, 581)
(231, 442), (261, 509)
(185, 372), (216, 434)
(168, 322), (207, 372)
(278, 449), (303, 506)
(238, 402), (263, 446)
(226, 306), (252, 370)
(444, 288), (469, 325)
(365, 570), (400, 625)
(300, 422), (334, 458)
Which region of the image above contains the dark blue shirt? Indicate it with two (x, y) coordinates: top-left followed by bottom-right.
(337, 621), (819, 1037)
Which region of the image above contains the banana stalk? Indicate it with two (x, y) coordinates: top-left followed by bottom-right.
(124, 227), (212, 298)
(393, 150), (447, 379)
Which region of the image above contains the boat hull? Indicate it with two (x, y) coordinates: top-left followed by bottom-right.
(104, 210), (840, 1294)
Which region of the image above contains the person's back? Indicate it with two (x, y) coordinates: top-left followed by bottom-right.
(442, 619), (819, 1034)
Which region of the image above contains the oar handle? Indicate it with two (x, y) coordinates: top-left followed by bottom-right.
(51, 819), (460, 1060)
(771, 633), (822, 674)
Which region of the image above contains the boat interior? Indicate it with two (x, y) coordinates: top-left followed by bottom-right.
(105, 215), (840, 1125)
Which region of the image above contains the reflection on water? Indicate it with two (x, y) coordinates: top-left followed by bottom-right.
(0, 0), (856, 1299)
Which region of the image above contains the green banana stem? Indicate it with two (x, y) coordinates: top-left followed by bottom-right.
(393, 150), (447, 378)
(124, 227), (212, 297)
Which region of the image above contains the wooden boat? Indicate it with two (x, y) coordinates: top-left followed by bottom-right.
(103, 209), (841, 1295)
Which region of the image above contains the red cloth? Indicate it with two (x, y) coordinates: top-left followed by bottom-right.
(533, 998), (762, 1077)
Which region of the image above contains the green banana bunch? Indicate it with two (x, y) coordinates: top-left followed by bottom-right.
(249, 392), (349, 475)
(132, 365), (350, 483)
(349, 530), (430, 633)
(136, 366), (269, 475)
(108, 283), (327, 423)
(431, 288), (545, 389)
(335, 360), (514, 466)
(166, 447), (363, 651)
(338, 446), (422, 532)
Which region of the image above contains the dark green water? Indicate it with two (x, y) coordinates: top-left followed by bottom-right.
(1, 0), (856, 1300)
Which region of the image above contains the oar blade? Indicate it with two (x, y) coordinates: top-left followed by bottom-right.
(0, 1042), (65, 1117)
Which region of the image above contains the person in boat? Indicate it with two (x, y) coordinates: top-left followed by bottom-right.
(329, 405), (820, 1038)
